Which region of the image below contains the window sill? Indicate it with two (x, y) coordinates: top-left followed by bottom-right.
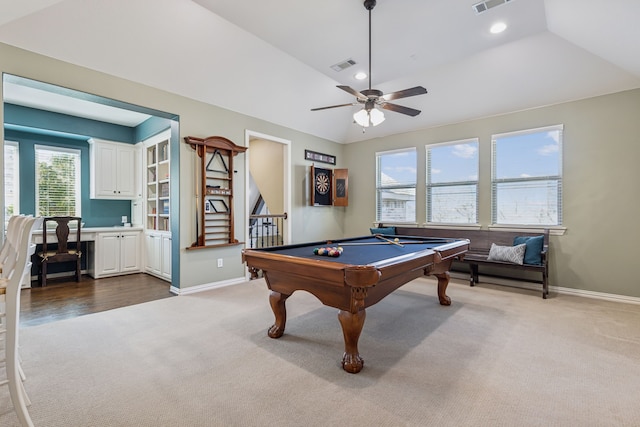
(422, 223), (483, 231)
(488, 225), (566, 236)
(373, 221), (419, 227)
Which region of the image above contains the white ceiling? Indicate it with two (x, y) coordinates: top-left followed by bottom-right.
(3, 81), (152, 127)
(0, 0), (638, 144)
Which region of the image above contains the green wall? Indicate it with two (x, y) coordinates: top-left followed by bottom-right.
(344, 89), (640, 298)
(3, 40), (639, 298)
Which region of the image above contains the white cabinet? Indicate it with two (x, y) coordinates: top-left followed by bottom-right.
(142, 129), (172, 283)
(144, 133), (170, 231)
(89, 139), (136, 199)
(91, 230), (142, 278)
(145, 231), (171, 282)
(161, 233), (172, 280)
(145, 232), (161, 276)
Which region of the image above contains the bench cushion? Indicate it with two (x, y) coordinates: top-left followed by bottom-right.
(487, 243), (526, 265)
(513, 235), (544, 265)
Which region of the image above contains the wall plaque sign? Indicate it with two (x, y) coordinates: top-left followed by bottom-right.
(305, 149), (336, 165)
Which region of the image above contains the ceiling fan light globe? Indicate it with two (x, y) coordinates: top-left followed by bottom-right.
(370, 108), (385, 126)
(353, 109), (371, 127)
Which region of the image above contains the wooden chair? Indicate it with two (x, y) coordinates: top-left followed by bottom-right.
(2, 215), (42, 427)
(37, 216), (82, 287)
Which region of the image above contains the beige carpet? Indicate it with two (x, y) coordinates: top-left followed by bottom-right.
(1, 278), (639, 426)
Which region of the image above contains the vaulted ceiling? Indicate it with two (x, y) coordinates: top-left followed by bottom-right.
(1, 0), (638, 143)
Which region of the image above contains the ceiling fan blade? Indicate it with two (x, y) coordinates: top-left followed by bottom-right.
(337, 85), (366, 99)
(381, 102), (422, 117)
(311, 103), (355, 112)
(381, 86), (428, 102)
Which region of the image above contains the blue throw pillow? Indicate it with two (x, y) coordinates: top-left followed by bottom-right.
(370, 227), (396, 235)
(513, 235), (544, 265)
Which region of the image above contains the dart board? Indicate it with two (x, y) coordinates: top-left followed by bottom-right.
(311, 166), (332, 206)
(315, 172), (330, 195)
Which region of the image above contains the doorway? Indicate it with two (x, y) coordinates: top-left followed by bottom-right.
(245, 130), (291, 255)
(2, 74), (180, 291)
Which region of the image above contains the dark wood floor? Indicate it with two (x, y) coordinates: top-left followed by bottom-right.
(20, 273), (175, 327)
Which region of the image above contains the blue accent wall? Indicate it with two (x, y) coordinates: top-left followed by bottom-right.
(5, 103), (136, 142)
(135, 116), (173, 142)
(4, 102), (146, 227)
(5, 130), (132, 228)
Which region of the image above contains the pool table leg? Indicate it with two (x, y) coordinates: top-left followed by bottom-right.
(267, 290), (290, 338)
(434, 272), (452, 306)
(338, 309), (366, 374)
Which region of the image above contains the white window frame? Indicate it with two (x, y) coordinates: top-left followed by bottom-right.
(35, 144), (82, 217)
(426, 138), (479, 225)
(491, 125), (563, 227)
(4, 141), (20, 224)
(375, 147), (417, 224)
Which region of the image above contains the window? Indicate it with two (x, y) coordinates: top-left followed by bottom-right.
(492, 125), (563, 226)
(376, 148), (416, 223)
(427, 139), (479, 224)
(4, 141), (20, 222)
(35, 145), (81, 216)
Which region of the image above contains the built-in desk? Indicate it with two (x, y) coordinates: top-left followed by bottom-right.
(32, 226), (144, 244)
(31, 226), (144, 280)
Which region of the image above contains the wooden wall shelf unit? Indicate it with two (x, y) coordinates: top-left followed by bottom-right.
(185, 136), (247, 249)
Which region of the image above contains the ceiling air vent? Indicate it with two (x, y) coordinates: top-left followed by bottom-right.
(472, 0), (514, 14)
(330, 59), (356, 72)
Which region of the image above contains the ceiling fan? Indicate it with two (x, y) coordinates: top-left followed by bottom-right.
(311, 0), (428, 128)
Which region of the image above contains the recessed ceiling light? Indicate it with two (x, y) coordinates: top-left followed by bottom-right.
(490, 22), (507, 34)
(354, 72), (367, 80)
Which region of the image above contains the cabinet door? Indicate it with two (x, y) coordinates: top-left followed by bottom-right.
(161, 234), (172, 280)
(116, 146), (136, 197)
(145, 233), (161, 275)
(92, 143), (118, 198)
(90, 140), (137, 199)
(120, 232), (141, 272)
(96, 233), (120, 276)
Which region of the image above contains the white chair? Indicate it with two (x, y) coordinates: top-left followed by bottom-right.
(0, 215), (20, 273)
(1, 215), (42, 427)
(1, 216), (32, 387)
(1, 215), (31, 344)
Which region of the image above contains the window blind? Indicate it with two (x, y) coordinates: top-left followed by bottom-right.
(4, 141), (20, 222)
(376, 148), (417, 223)
(35, 145), (81, 217)
(491, 125), (563, 226)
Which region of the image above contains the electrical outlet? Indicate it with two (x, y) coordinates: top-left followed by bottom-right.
(121, 215), (127, 223)
(217, 258), (223, 268)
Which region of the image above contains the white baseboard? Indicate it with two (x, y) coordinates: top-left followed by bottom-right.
(450, 272), (640, 305)
(170, 276), (246, 295)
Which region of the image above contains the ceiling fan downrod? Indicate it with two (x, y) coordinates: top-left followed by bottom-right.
(364, 0), (376, 92)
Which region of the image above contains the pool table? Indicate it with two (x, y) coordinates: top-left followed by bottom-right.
(242, 234), (469, 373)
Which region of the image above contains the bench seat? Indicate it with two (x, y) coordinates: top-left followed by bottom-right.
(376, 226), (550, 299)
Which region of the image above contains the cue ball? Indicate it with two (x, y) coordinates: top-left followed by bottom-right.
(394, 238), (399, 242)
